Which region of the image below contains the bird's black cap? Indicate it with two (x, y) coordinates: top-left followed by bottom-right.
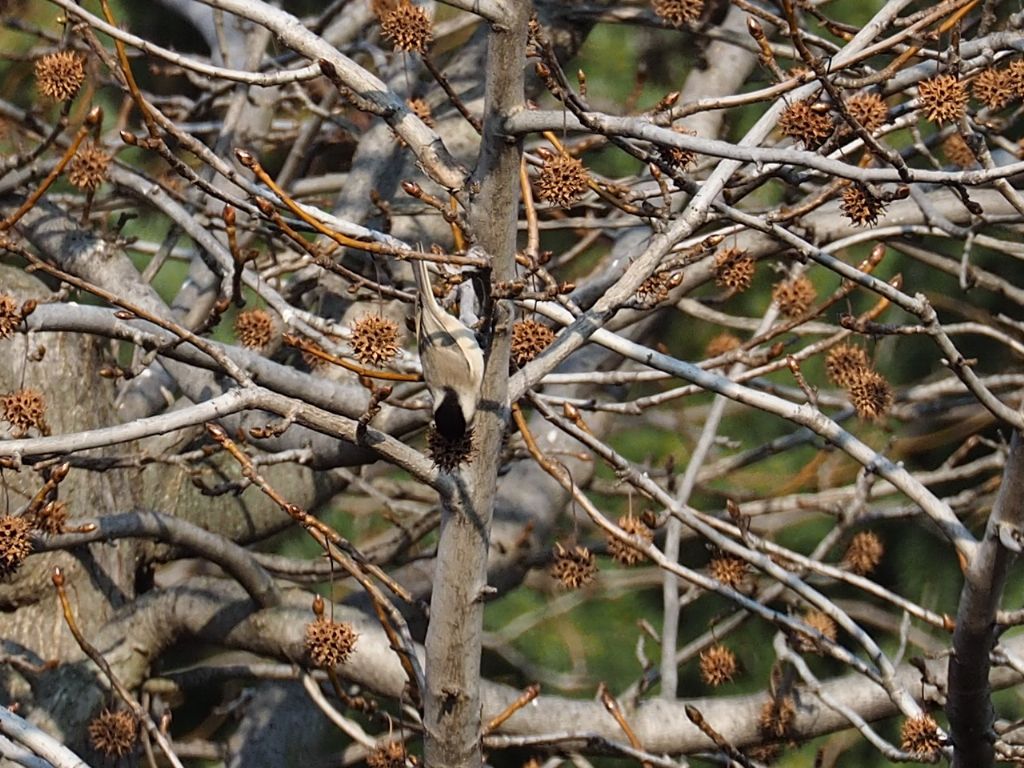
(434, 388), (467, 441)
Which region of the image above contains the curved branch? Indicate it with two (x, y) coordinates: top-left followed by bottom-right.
(0, 708), (91, 768)
(37, 510), (281, 608)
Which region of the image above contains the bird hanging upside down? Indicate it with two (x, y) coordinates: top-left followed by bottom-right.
(412, 258), (484, 441)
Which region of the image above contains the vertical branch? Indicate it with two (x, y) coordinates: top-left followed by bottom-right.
(422, 5), (528, 768)
(661, 306), (779, 697)
(948, 431), (1024, 768)
(660, 395), (728, 698)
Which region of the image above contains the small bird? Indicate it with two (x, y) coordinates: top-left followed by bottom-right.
(412, 259), (485, 440)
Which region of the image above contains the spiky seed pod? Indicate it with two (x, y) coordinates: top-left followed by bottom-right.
(900, 714), (942, 759)
(31, 500), (68, 535)
(658, 125), (697, 169)
(972, 67), (1013, 110)
(844, 92), (888, 132)
(759, 695), (796, 740)
(511, 320), (556, 367)
(2, 388), (46, 437)
(917, 74), (968, 124)
(234, 309), (275, 350)
(305, 617), (359, 669)
(426, 425), (474, 472)
(652, 0), (704, 27)
(607, 514), (653, 566)
(843, 531), (884, 575)
(825, 344), (870, 387)
(746, 744), (781, 765)
(714, 247), (755, 291)
(793, 610), (838, 653)
(1009, 59), (1024, 99)
(536, 154), (589, 208)
(943, 131), (977, 167)
(0, 515), (31, 577)
(778, 99), (833, 148)
(708, 552), (748, 590)
(301, 341), (327, 371)
(847, 369), (894, 421)
(380, 0), (433, 54)
(88, 709), (138, 758)
(35, 50), (85, 102)
(840, 183), (886, 226)
(635, 270), (681, 306)
(349, 314), (400, 368)
(551, 542), (597, 589)
(367, 741), (408, 768)
(67, 141), (111, 190)
(407, 97), (433, 126)
(0, 294), (19, 339)
(705, 332), (740, 358)
(771, 275), (816, 317)
(699, 644), (738, 686)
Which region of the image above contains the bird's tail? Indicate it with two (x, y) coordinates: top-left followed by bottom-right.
(411, 258), (439, 314)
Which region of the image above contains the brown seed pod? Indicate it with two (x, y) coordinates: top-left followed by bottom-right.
(0, 515), (32, 577)
(536, 154), (589, 208)
(511, 319), (556, 367)
(234, 309), (275, 350)
(407, 97), (433, 126)
(842, 531), (884, 575)
(778, 99), (834, 148)
(658, 125), (697, 169)
(844, 92), (888, 132)
(705, 332), (741, 358)
(793, 610), (838, 653)
(380, 0), (433, 54)
(88, 709), (138, 758)
(771, 275), (816, 317)
(699, 643), (738, 686)
(636, 270), (682, 306)
(758, 695), (796, 740)
(1009, 59), (1024, 99)
(0, 294), (20, 339)
(68, 141), (111, 190)
(606, 513), (653, 567)
(708, 551), (748, 590)
(824, 344), (870, 388)
(31, 500), (68, 535)
(426, 424), (474, 472)
(972, 66), (1013, 110)
(367, 741), (408, 768)
(652, 0), (705, 27)
(746, 743), (781, 764)
(917, 74), (968, 125)
(35, 50), (85, 102)
(305, 616), (359, 669)
(2, 388), (47, 437)
(300, 339), (329, 371)
(349, 314), (401, 368)
(847, 368), (894, 421)
(900, 714), (942, 759)
(551, 542), (597, 589)
(714, 247), (755, 291)
(840, 183), (886, 226)
(942, 131), (977, 168)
